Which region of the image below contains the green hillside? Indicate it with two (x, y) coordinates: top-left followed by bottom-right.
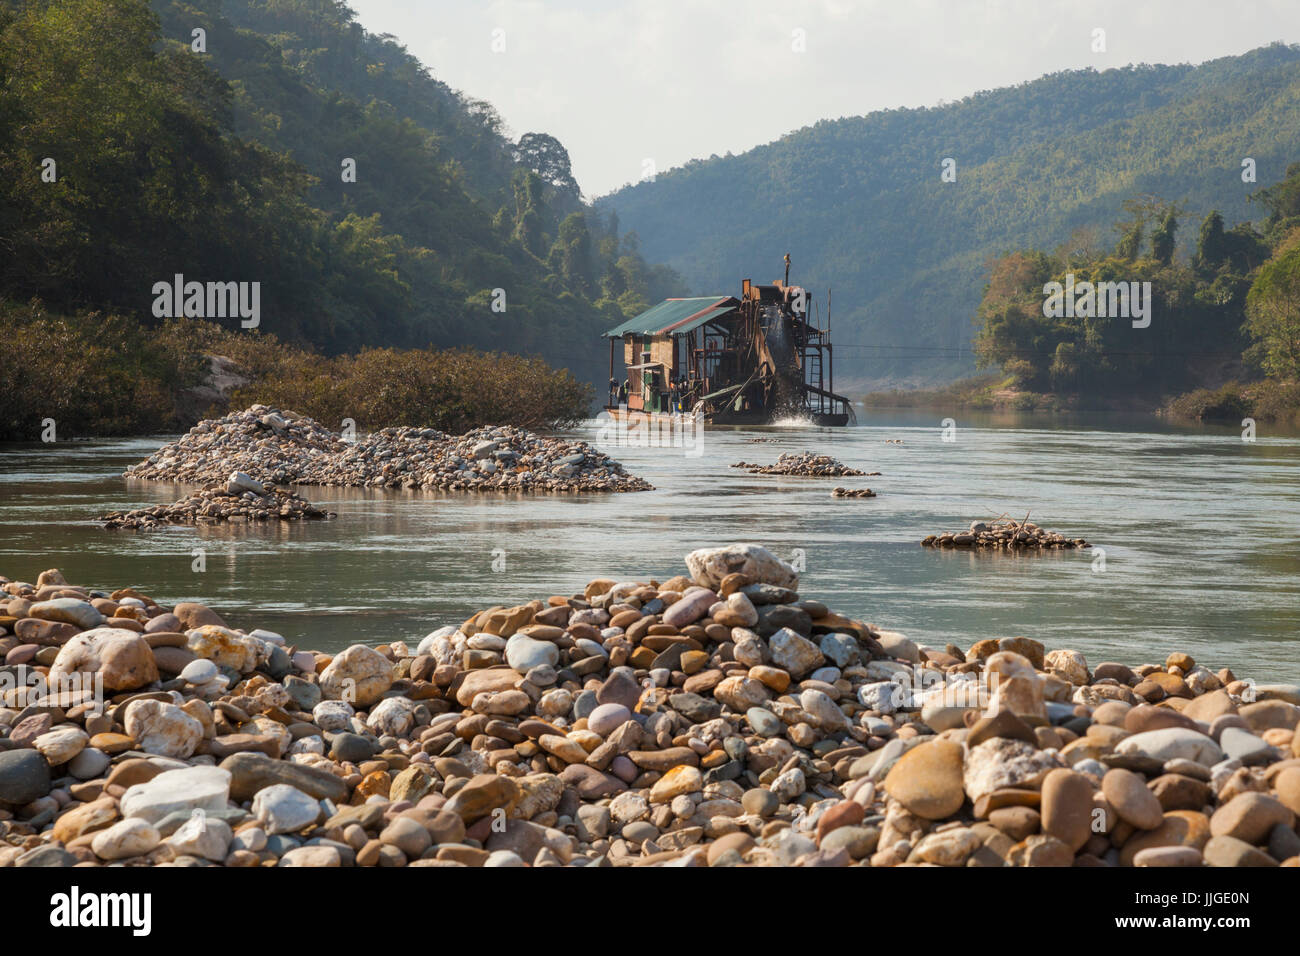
(600, 44), (1300, 387)
(0, 0), (684, 387)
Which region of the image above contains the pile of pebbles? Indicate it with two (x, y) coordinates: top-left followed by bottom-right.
(831, 488), (876, 499)
(2, 549), (1297, 868)
(101, 474), (333, 530)
(922, 519), (1090, 550)
(124, 405), (652, 494)
(731, 453), (874, 477)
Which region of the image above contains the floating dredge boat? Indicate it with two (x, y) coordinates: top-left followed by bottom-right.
(601, 256), (854, 426)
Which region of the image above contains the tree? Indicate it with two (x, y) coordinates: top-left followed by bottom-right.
(1244, 233), (1300, 379)
(1150, 207), (1179, 266)
(548, 212), (594, 293)
(514, 132), (580, 201)
(1049, 341), (1081, 391)
(507, 169), (549, 258)
(1251, 161), (1300, 225)
(1194, 211), (1229, 272)
(1116, 218), (1144, 261)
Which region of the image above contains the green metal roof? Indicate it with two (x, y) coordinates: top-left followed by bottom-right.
(602, 296), (738, 338)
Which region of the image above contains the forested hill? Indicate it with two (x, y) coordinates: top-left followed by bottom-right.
(0, 0), (684, 384)
(600, 44), (1300, 388)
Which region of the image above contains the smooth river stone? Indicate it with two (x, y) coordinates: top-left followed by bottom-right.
(219, 751), (350, 803)
(1218, 727), (1273, 765)
(28, 598), (104, 630)
(1133, 846), (1204, 867)
(180, 659), (219, 684)
(587, 703), (632, 737)
(0, 749), (52, 805)
(504, 634), (560, 674)
(661, 587), (719, 628)
(1209, 792), (1295, 845)
(252, 784), (322, 834)
(32, 726), (88, 766)
(1102, 767), (1165, 830)
(1115, 727), (1224, 766)
(120, 766), (233, 823)
(768, 628), (825, 679)
(1119, 810), (1211, 866)
(5, 644), (37, 665)
(48, 627), (159, 692)
(122, 699), (204, 758)
(91, 818), (160, 860)
(685, 544), (798, 590)
(883, 739), (965, 820)
(1040, 768), (1095, 852)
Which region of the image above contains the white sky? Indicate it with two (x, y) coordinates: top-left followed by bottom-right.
(345, 0), (1300, 197)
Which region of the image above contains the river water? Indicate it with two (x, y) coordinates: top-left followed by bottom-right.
(1, 410), (1298, 682)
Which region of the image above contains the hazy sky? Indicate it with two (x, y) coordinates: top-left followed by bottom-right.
(346, 0), (1300, 197)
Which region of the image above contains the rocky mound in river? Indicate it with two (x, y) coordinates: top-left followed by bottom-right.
(923, 518), (1090, 550)
(124, 405), (652, 494)
(732, 453), (875, 477)
(101, 480), (333, 530)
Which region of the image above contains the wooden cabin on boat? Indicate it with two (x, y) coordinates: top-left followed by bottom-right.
(601, 260), (853, 426)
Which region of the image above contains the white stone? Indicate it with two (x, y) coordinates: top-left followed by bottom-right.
(32, 726), (88, 765)
(964, 737), (1064, 801)
(180, 659), (219, 684)
(876, 630), (919, 663)
(319, 644), (393, 706)
(226, 471), (265, 495)
(166, 813), (232, 861)
(252, 784), (321, 834)
(768, 628), (824, 679)
(366, 696), (417, 737)
(1116, 728), (1225, 766)
(857, 681), (905, 715)
(505, 634), (560, 674)
(91, 818), (161, 860)
(685, 543), (799, 590)
(120, 766), (232, 824)
(800, 689), (850, 732)
(416, 626), (459, 659)
(122, 699), (204, 758)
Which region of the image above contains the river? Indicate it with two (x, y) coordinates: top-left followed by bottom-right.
(1, 409), (1298, 682)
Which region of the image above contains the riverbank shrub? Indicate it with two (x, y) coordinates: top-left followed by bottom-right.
(0, 301), (203, 439)
(1162, 379), (1300, 423)
(0, 305), (592, 440)
(1162, 382), (1252, 422)
(228, 346), (593, 433)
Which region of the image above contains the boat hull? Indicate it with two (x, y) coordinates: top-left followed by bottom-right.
(602, 406), (848, 427)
